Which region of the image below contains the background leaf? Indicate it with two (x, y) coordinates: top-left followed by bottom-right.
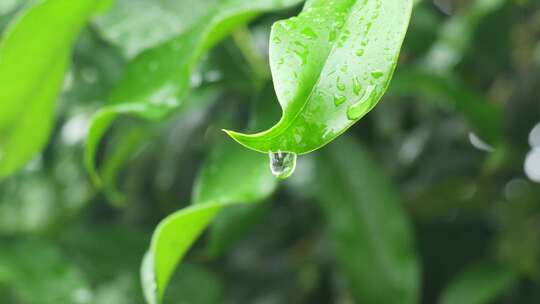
(316, 136), (420, 304)
(0, 238), (89, 303)
(439, 261), (517, 304)
(142, 140), (276, 303)
(0, 0), (106, 179)
(390, 69), (503, 143)
(94, 0), (217, 58)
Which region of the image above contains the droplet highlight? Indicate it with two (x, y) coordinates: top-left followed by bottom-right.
(269, 151), (297, 179)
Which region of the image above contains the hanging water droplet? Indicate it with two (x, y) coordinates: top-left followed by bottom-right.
(334, 94), (347, 106)
(269, 151), (297, 179)
(347, 85), (376, 120)
(355, 49), (365, 57)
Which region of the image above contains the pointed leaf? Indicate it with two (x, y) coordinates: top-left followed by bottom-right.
(440, 261), (517, 304)
(0, 0), (107, 179)
(226, 0), (413, 154)
(85, 0), (303, 185)
(141, 141), (276, 303)
(316, 137), (420, 303)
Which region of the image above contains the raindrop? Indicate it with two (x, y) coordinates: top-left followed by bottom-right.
(269, 151), (297, 179)
(352, 76), (362, 96)
(334, 94), (347, 106)
(347, 85), (376, 120)
(301, 27), (318, 39)
(293, 41), (309, 65)
(370, 70), (384, 79)
(355, 49), (364, 57)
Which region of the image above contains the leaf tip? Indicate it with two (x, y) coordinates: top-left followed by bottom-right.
(222, 129), (266, 154)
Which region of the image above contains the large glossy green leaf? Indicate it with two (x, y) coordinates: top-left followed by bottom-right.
(141, 141), (276, 304)
(439, 261), (517, 304)
(85, 0), (303, 186)
(226, 0), (413, 154)
(95, 0), (217, 58)
(316, 137), (420, 303)
(0, 0), (108, 179)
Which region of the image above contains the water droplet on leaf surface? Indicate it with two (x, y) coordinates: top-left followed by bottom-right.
(347, 85), (376, 120)
(336, 77), (346, 91)
(371, 70), (384, 79)
(334, 94), (347, 106)
(352, 76), (362, 95)
(269, 151), (297, 179)
(301, 27), (318, 39)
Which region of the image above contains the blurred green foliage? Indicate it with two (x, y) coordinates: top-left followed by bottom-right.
(1, 0), (540, 303)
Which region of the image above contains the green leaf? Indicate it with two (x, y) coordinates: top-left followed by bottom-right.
(390, 69), (503, 143)
(0, 239), (89, 303)
(94, 0), (217, 58)
(86, 87), (219, 193)
(0, 0), (107, 179)
(226, 0), (413, 154)
(141, 141), (276, 303)
(439, 261), (517, 304)
(85, 0), (303, 186)
(163, 263), (223, 304)
(202, 203), (269, 258)
(316, 137), (420, 304)
(0, 0), (25, 15)
(423, 0), (506, 72)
